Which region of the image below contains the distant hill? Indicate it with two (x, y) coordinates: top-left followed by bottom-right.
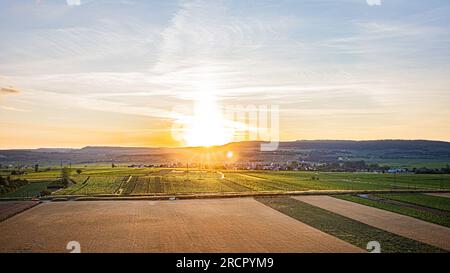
(223, 139), (450, 151)
(284, 140), (450, 151)
(0, 140), (449, 168)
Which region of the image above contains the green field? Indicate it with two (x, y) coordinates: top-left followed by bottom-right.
(349, 158), (450, 169)
(123, 171), (236, 195)
(240, 171), (450, 191)
(66, 169), (450, 195)
(1, 167), (450, 198)
(55, 176), (128, 195)
(1, 181), (51, 198)
(376, 193), (450, 212)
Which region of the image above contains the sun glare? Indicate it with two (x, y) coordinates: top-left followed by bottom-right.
(183, 94), (234, 147)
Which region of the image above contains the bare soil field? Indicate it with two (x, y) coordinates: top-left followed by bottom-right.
(294, 196), (450, 251)
(0, 198), (362, 253)
(0, 201), (40, 222)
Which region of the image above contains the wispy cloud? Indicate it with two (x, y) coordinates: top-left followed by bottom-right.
(0, 87), (20, 94)
(0, 105), (30, 112)
(366, 0), (382, 6)
(150, 0), (302, 99)
(66, 0), (81, 7)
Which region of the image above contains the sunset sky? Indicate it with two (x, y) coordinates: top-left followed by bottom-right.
(1, 0), (450, 148)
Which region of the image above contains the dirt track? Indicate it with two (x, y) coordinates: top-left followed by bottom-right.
(426, 193), (450, 198)
(0, 198), (362, 253)
(294, 196), (450, 251)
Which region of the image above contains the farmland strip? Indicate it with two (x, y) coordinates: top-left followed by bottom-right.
(366, 194), (450, 217)
(115, 175), (131, 194)
(257, 197), (444, 253)
(294, 195), (450, 251)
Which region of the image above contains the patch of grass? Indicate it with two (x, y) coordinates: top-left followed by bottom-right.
(376, 193), (450, 212)
(256, 197), (445, 253)
(232, 171), (450, 191)
(337, 195), (450, 228)
(1, 181), (51, 198)
(157, 171), (235, 194)
(224, 172), (302, 191)
(123, 176), (139, 195)
(57, 176), (125, 195)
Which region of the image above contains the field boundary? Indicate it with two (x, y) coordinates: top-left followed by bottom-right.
(0, 201), (41, 222)
(22, 189), (450, 202)
(362, 194), (450, 217)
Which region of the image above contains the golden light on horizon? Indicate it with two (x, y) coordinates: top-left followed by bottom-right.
(182, 94), (235, 147)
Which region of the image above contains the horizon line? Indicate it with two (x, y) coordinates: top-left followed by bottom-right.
(1, 138), (450, 150)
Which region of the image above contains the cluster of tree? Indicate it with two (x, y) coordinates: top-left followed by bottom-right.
(0, 176), (29, 195)
(10, 170), (26, 175)
(0, 175), (11, 186)
(286, 161), (315, 170)
(40, 189), (52, 196)
(315, 161), (391, 172)
(413, 165), (450, 174)
(61, 167), (72, 187)
(315, 162), (450, 174)
(45, 167), (74, 189)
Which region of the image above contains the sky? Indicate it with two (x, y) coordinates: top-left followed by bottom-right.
(0, 0), (450, 148)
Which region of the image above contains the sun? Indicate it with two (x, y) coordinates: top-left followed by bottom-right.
(182, 94), (234, 147)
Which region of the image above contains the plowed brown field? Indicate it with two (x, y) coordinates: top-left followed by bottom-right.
(0, 198), (362, 253)
(0, 201), (40, 222)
